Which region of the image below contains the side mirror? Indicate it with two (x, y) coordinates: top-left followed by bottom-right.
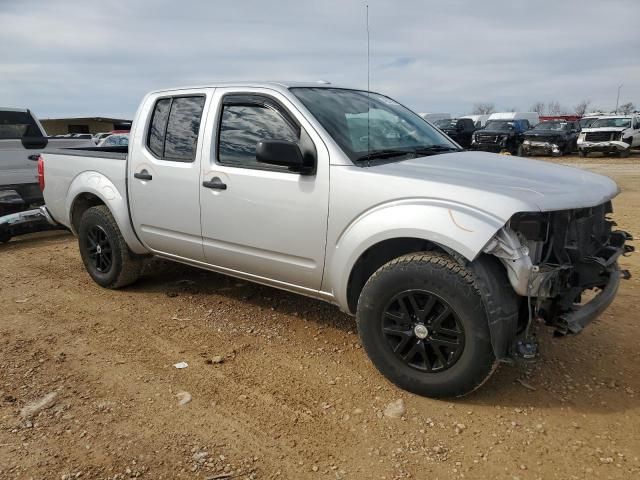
(21, 136), (48, 150)
(256, 140), (311, 173)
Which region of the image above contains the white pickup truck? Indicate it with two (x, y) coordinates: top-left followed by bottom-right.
(577, 114), (640, 157)
(40, 82), (632, 398)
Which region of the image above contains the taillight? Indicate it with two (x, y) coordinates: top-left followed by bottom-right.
(37, 155), (45, 191)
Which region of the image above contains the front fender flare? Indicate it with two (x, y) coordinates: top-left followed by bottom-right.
(66, 171), (147, 254)
(324, 199), (508, 312)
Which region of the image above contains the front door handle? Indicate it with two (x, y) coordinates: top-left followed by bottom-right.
(202, 177), (227, 190)
(134, 170), (152, 181)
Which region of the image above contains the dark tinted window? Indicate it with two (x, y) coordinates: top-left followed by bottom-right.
(164, 97), (206, 161)
(147, 98), (171, 157)
(0, 110), (41, 139)
(146, 96), (205, 162)
(218, 103), (299, 169)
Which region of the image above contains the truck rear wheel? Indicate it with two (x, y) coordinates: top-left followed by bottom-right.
(78, 205), (143, 289)
(356, 252), (497, 398)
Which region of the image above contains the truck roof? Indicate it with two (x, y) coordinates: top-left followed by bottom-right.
(148, 81), (346, 95)
(0, 107), (29, 113)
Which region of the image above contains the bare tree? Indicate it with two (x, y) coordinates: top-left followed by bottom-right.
(547, 101), (564, 115)
(574, 99), (591, 117)
(619, 102), (635, 114)
(472, 102), (495, 115)
(530, 101), (545, 115)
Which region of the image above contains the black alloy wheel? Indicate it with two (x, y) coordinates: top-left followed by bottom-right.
(382, 289), (465, 372)
(86, 225), (113, 273)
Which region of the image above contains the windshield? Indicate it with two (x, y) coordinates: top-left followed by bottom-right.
(290, 87), (459, 163)
(533, 121), (568, 131)
(591, 118), (631, 128)
(579, 117), (598, 128)
(483, 120), (514, 131)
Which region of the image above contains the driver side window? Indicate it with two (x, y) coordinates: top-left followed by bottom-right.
(217, 98), (299, 171)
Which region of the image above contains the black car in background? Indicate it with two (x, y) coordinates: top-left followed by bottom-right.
(433, 118), (477, 148)
(469, 119), (532, 155)
(521, 120), (580, 156)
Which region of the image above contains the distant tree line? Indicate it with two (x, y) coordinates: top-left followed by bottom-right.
(471, 99), (636, 116)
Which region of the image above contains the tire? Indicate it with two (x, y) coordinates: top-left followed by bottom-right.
(619, 149), (631, 158)
(0, 231), (11, 243)
(517, 145), (526, 157)
(578, 150), (586, 158)
(78, 205), (143, 288)
(356, 252), (497, 398)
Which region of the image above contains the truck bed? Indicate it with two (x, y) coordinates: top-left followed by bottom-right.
(42, 147), (129, 230)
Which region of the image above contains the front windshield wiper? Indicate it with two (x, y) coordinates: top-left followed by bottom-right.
(412, 145), (461, 156)
(354, 149), (416, 162)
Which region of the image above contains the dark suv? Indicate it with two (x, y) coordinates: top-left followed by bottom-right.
(470, 119), (531, 155)
(434, 118), (477, 148)
(521, 120), (580, 156)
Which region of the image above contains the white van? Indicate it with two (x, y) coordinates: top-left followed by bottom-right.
(461, 114), (490, 128)
(418, 113), (451, 123)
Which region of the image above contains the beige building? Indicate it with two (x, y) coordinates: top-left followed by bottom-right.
(40, 117), (132, 135)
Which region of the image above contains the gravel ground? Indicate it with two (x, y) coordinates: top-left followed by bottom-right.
(1, 154), (638, 480)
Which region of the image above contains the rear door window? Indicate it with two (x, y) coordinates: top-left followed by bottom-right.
(146, 96), (205, 162)
(0, 111), (41, 139)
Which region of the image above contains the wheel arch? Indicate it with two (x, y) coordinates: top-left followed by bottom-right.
(326, 202), (506, 314)
(66, 171), (148, 254)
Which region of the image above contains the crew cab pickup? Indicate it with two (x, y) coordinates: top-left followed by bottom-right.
(0, 108), (92, 242)
(521, 120), (580, 156)
(434, 118), (477, 148)
(577, 115), (640, 157)
(469, 118), (531, 155)
(40, 82), (632, 398)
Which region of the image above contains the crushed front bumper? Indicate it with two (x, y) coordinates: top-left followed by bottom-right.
(578, 140), (630, 153)
(522, 141), (563, 156)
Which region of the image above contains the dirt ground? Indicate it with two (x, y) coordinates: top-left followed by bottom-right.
(1, 154), (638, 480)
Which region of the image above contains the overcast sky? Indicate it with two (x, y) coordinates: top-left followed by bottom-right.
(1, 0), (639, 119)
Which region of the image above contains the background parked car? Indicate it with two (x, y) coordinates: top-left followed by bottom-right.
(521, 120), (581, 156)
(98, 133), (129, 147)
(93, 132), (111, 144)
(470, 118), (532, 154)
(578, 115), (640, 158)
(419, 112), (451, 123)
(434, 118), (477, 148)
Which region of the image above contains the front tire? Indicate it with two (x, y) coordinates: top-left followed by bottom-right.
(78, 205), (143, 288)
(356, 252), (497, 398)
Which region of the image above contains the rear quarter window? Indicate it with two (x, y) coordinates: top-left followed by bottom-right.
(146, 96), (205, 162)
(0, 111), (41, 139)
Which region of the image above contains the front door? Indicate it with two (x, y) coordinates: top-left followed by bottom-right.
(199, 89), (329, 291)
(128, 91), (209, 260)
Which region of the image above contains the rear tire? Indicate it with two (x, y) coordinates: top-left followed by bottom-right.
(517, 145), (526, 157)
(78, 205), (143, 288)
(356, 252), (497, 398)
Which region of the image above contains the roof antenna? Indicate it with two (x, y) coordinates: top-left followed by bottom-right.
(366, 3), (371, 165)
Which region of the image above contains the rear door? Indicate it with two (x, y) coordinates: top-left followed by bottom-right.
(0, 110), (46, 187)
(128, 90), (210, 261)
(198, 88), (330, 290)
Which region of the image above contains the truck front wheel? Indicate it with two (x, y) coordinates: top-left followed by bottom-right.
(78, 205), (143, 289)
(356, 252), (497, 398)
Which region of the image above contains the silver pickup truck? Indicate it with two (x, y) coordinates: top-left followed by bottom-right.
(0, 107), (92, 241)
(40, 82), (632, 398)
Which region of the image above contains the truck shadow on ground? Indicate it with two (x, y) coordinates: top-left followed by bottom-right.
(129, 258), (639, 415)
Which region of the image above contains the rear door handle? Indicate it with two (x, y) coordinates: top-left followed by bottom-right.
(134, 170), (152, 181)
(202, 177), (227, 190)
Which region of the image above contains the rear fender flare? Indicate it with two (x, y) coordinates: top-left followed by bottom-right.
(66, 171), (147, 254)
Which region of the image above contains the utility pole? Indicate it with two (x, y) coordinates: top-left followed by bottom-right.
(615, 84), (623, 114)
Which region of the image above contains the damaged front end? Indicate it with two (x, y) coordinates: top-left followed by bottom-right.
(484, 201), (633, 357)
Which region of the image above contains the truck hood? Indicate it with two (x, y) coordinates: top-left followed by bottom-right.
(371, 151), (619, 213)
(581, 126), (628, 133)
(524, 130), (567, 138)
